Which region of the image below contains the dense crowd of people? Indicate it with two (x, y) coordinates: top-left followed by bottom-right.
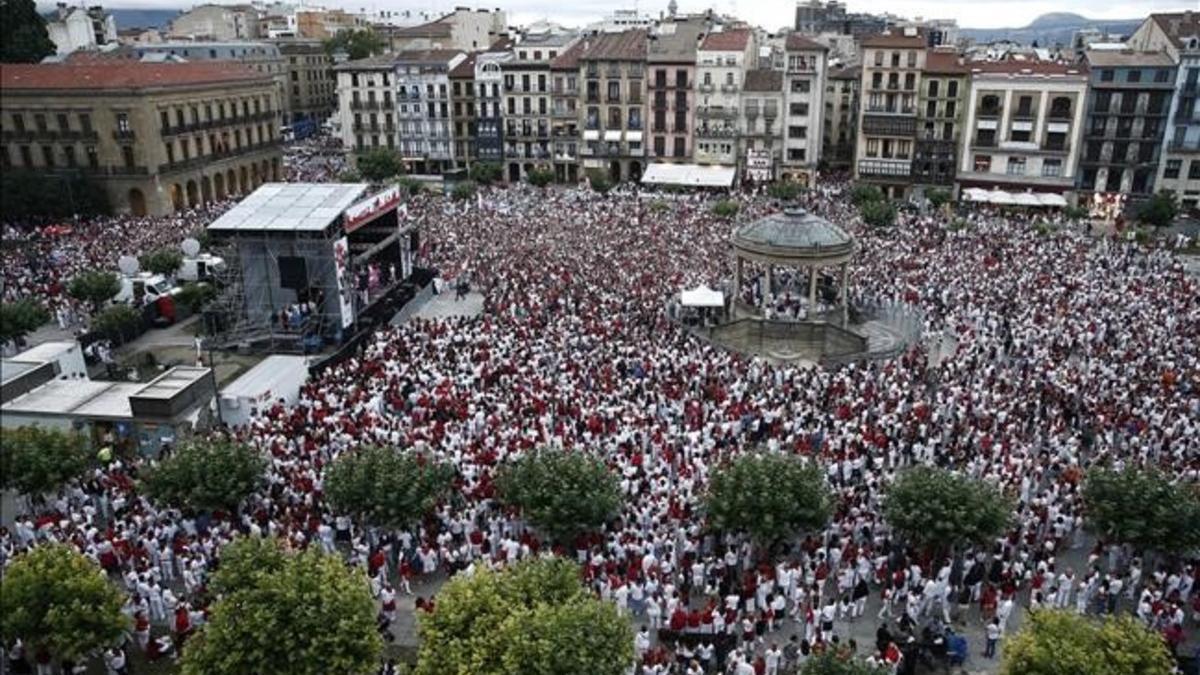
(1, 175), (1198, 674)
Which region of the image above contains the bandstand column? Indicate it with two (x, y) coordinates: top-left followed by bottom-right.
(808, 266), (818, 318)
(735, 255), (744, 303)
(840, 262), (849, 327)
(764, 264), (773, 310)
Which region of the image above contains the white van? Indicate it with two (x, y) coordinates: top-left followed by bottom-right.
(116, 273), (172, 305)
(177, 254), (226, 282)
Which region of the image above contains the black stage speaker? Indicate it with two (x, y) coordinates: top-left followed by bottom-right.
(278, 256), (308, 290)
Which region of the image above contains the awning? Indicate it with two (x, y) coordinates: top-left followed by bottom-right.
(625, 131), (643, 143)
(963, 188), (1067, 208)
(583, 130), (600, 141)
(1037, 193), (1068, 207)
(603, 130), (622, 142)
(680, 285), (725, 307)
(640, 163), (736, 188)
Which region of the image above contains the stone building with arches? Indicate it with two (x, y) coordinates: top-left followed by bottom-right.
(1, 62), (283, 216)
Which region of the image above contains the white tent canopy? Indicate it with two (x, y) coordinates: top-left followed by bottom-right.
(680, 285), (725, 307)
(961, 187), (1067, 208)
(641, 163), (736, 188)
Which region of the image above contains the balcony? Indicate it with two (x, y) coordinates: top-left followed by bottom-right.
(865, 105), (916, 116)
(857, 159), (912, 178)
(861, 115), (916, 136)
(1012, 110), (1035, 120)
(699, 83), (714, 93)
(972, 136), (997, 148)
(695, 126), (737, 138)
(113, 129), (136, 140)
(108, 165), (150, 176)
(976, 107), (1002, 119)
(1168, 140), (1200, 153)
(351, 100), (382, 110)
(720, 83), (738, 93)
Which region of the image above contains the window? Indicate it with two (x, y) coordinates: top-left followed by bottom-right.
(654, 136), (665, 157)
(161, 110), (170, 130)
(906, 51), (916, 67)
(789, 102), (809, 116)
(673, 137), (685, 157)
(1049, 97), (1071, 119)
(19, 145), (32, 166)
(1126, 69), (1141, 83)
(56, 113), (69, 131)
(1190, 161), (1200, 180)
(121, 145), (135, 168)
(973, 154), (991, 172)
(166, 142), (175, 163)
(1011, 128), (1031, 143)
(1100, 69), (1114, 82)
(1045, 131), (1067, 151)
(79, 113), (92, 133)
(1042, 159), (1061, 177)
(928, 80), (939, 97)
(63, 146), (75, 167)
(85, 146), (98, 168)
(872, 72), (883, 89)
(676, 69), (688, 88)
(947, 80), (958, 97)
(790, 79), (810, 94)
(788, 126), (807, 139)
(34, 114), (47, 132)
(41, 146), (54, 167)
(1164, 159), (1182, 179)
(788, 148), (806, 161)
(11, 113), (25, 133)
(873, 50), (883, 67)
(904, 73), (915, 90)
(945, 101), (956, 117)
(926, 101), (937, 117)
(1006, 157), (1026, 175)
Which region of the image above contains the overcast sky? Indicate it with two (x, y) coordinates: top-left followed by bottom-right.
(41, 0), (1193, 31)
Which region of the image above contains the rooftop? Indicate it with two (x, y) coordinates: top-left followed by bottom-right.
(861, 32), (926, 48)
(393, 17), (453, 38)
(784, 33), (828, 52)
(449, 52), (478, 77)
(0, 62), (268, 91)
(579, 29), (647, 61)
(1084, 49), (1176, 68)
(829, 65), (860, 80)
(394, 49), (465, 65)
(207, 183), (369, 233)
(733, 208), (855, 263)
(968, 61), (1088, 77)
(549, 38), (588, 70)
(743, 69), (783, 92)
(924, 50), (967, 74)
(333, 54), (396, 71)
(647, 19), (703, 63)
(700, 28), (752, 52)
(1150, 12), (1200, 49)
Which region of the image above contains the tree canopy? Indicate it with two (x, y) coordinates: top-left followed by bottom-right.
(469, 162), (503, 185)
(703, 453), (833, 551)
(767, 182), (803, 201)
(495, 449), (622, 545)
(0, 299), (49, 346)
(1082, 466), (1200, 555)
(1000, 609), (1174, 675)
(0, 544), (127, 663)
(849, 183), (885, 207)
(1, 170), (111, 219)
(322, 28), (385, 60)
(0, 0), (55, 63)
(91, 303), (143, 341)
(452, 181), (477, 201)
(416, 556), (633, 675)
(139, 248), (184, 276)
(801, 652), (889, 675)
(0, 426), (90, 497)
(860, 199), (897, 228)
(526, 167), (556, 187)
(181, 537), (382, 675)
(712, 200), (741, 219)
(141, 438), (266, 513)
(882, 466), (1013, 555)
(324, 445), (455, 530)
(1136, 192), (1178, 228)
(67, 270), (122, 312)
(355, 148), (404, 182)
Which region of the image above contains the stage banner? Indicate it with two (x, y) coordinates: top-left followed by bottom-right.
(344, 185), (402, 233)
(333, 236), (354, 328)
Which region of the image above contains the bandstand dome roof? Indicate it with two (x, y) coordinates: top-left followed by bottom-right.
(732, 208), (855, 264)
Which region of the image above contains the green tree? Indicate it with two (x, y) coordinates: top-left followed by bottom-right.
(324, 446), (455, 530)
(0, 544), (127, 664)
(356, 148), (403, 182)
(648, 200), (670, 214)
(926, 188), (953, 209)
(1082, 467), (1200, 555)
(1064, 205), (1089, 221)
(883, 466), (1013, 556)
(398, 176), (423, 195)
(142, 438), (266, 513)
(1000, 609), (1173, 675)
(452, 181), (477, 201)
(712, 199), (740, 219)
(181, 537), (382, 675)
(176, 281), (217, 314)
(849, 183), (884, 207)
(91, 303), (143, 341)
(704, 453), (833, 553)
(139, 248), (184, 276)
(416, 557), (633, 675)
(768, 182), (802, 201)
(0, 299), (49, 346)
(0, 426), (90, 497)
(860, 199), (897, 228)
(0, 0), (54, 63)
(322, 28), (386, 60)
(526, 167), (556, 187)
(208, 534), (288, 595)
(0, 170), (111, 219)
(496, 449), (621, 545)
(68, 270), (121, 313)
(801, 652), (889, 675)
(587, 170), (613, 194)
(1137, 192), (1178, 228)
(469, 162), (503, 185)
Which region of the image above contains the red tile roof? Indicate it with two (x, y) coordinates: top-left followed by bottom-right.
(861, 33), (926, 48)
(785, 34), (827, 52)
(1, 62), (269, 92)
(700, 28), (751, 51)
(449, 52), (477, 78)
(743, 69), (782, 92)
(550, 39), (587, 70)
(924, 50), (967, 74)
(578, 29), (647, 61)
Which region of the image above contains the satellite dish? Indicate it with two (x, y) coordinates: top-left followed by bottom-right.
(118, 255), (140, 276)
(181, 237), (201, 257)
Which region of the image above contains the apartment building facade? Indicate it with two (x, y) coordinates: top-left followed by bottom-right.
(334, 56), (396, 154)
(449, 53), (479, 166)
(474, 49), (512, 166)
(501, 32), (576, 181)
(272, 38), (335, 124)
(579, 30), (648, 182)
(781, 33), (827, 184)
(822, 65), (859, 169)
(1, 62), (282, 216)
(912, 49), (967, 190)
(695, 29), (754, 166)
(395, 50), (466, 174)
(646, 19), (701, 163)
(855, 31), (926, 197)
(1127, 12), (1200, 211)
(1079, 50), (1176, 201)
(956, 62), (1088, 199)
(550, 41), (586, 182)
(740, 69), (784, 182)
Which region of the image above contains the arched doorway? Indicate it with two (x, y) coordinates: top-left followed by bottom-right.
(200, 175), (213, 203)
(170, 183), (184, 211)
(214, 173), (226, 199)
(609, 160), (621, 182)
(261, 159), (270, 183)
(185, 180), (199, 207)
(508, 162), (520, 182)
(271, 157), (280, 180)
(629, 161), (642, 181)
(239, 166), (249, 193)
(128, 188), (147, 216)
(227, 168), (238, 195)
(250, 164), (260, 188)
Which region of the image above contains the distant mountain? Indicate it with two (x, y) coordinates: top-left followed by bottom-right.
(108, 8), (180, 30)
(960, 13), (1143, 47)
